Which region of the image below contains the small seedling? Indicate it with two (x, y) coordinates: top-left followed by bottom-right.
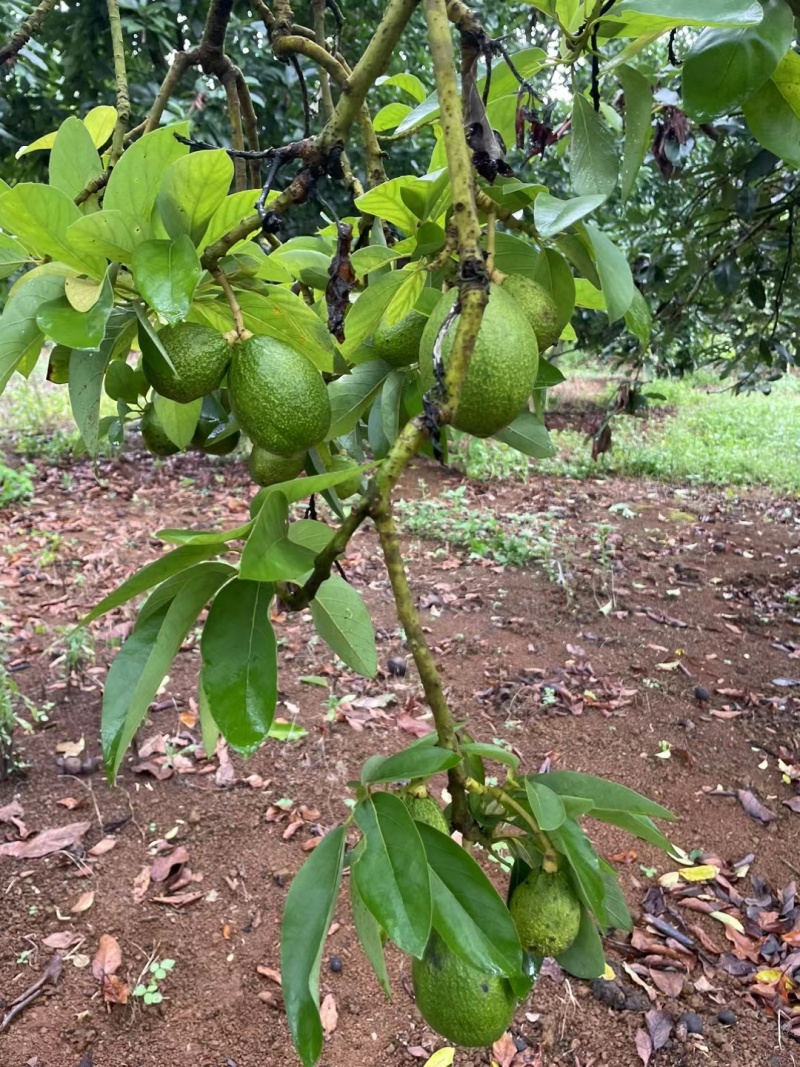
(134, 958), (175, 1005)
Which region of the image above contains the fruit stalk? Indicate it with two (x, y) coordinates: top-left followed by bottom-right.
(210, 266), (249, 340)
(465, 778), (558, 871)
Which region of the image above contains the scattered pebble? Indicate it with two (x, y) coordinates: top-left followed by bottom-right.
(387, 656), (407, 677)
(718, 1009), (736, 1026)
(329, 956), (343, 973)
(680, 1012), (703, 1035)
(694, 685), (710, 703)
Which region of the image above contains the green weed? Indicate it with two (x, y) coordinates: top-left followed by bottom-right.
(0, 461), (35, 507)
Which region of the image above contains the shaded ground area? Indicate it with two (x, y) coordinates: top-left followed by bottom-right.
(1, 446), (800, 1067)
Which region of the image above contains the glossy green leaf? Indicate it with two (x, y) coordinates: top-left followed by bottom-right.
(350, 850), (392, 998)
(534, 357), (566, 388)
(682, 0), (793, 121)
(382, 270), (425, 328)
(0, 184), (105, 277)
(281, 826), (346, 1067)
(373, 102), (413, 132)
(550, 818), (608, 926)
(79, 543), (221, 626)
(240, 491), (318, 582)
(37, 268), (114, 350)
(310, 575), (377, 678)
(600, 867), (633, 931)
(460, 741), (520, 770)
(494, 410), (555, 459)
(625, 287), (651, 349)
(83, 105), (118, 149)
(591, 809), (679, 855)
(0, 275), (65, 392)
(287, 519), (336, 554)
(339, 271), (409, 358)
(197, 672), (220, 759)
(200, 189), (267, 254)
(350, 246), (401, 280)
(352, 793), (431, 957)
(104, 122), (190, 228)
(201, 579), (278, 755)
(236, 288), (334, 372)
(104, 361), (141, 403)
(584, 223), (635, 323)
(534, 192), (607, 238)
(0, 233), (31, 280)
(381, 369), (405, 444)
(618, 65), (653, 201)
(378, 72), (428, 102)
(68, 349), (107, 455)
(49, 116), (103, 201)
(102, 565), (230, 780)
(355, 177), (419, 232)
(524, 780), (566, 832)
(743, 49), (800, 165)
(570, 95), (618, 198)
(157, 150), (234, 245)
(137, 562), (237, 625)
(131, 237), (202, 326)
(527, 771), (674, 820)
(604, 0), (764, 36)
(555, 907), (606, 978)
(327, 360), (393, 437)
(530, 248), (576, 336)
(156, 521), (253, 546)
(248, 464), (374, 517)
(153, 394), (203, 449)
(361, 746), (461, 785)
(67, 210), (148, 265)
(418, 823), (527, 991)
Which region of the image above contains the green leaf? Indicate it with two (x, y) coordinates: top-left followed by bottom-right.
(49, 117), (103, 201)
(743, 50), (800, 165)
(583, 223), (635, 323)
(201, 579), (278, 755)
(494, 411), (556, 459)
(83, 105), (117, 149)
(248, 465), (375, 517)
(605, 0), (764, 36)
(570, 95), (618, 198)
(350, 851), (392, 997)
(102, 566), (230, 780)
(37, 268), (114, 350)
(618, 65), (653, 201)
(156, 150), (234, 245)
(338, 271), (409, 358)
(528, 771), (674, 820)
(0, 233), (32, 280)
(381, 369), (405, 444)
(240, 491), (318, 582)
(270, 248), (332, 291)
(591, 809), (679, 855)
(67, 210), (148, 266)
(534, 192), (607, 238)
(600, 868), (633, 931)
(350, 247), (401, 280)
(153, 394), (203, 449)
(268, 720), (308, 741)
(69, 349), (107, 456)
(0, 184), (105, 277)
(555, 907), (606, 978)
(382, 270), (425, 328)
(156, 521), (253, 545)
(534, 357), (566, 388)
(549, 818), (608, 926)
(327, 361), (393, 437)
(104, 123), (189, 230)
(310, 575), (377, 677)
(197, 673), (220, 759)
(79, 543), (221, 626)
(373, 102), (413, 132)
(0, 275), (65, 392)
(232, 289), (334, 373)
(460, 741), (520, 770)
(281, 826), (346, 1067)
(378, 72), (428, 103)
(418, 821), (526, 992)
(131, 237), (202, 326)
(355, 177), (420, 232)
(625, 287), (651, 349)
(524, 780), (566, 832)
(682, 0), (793, 121)
(361, 746), (462, 785)
(352, 793), (431, 957)
(287, 519), (336, 554)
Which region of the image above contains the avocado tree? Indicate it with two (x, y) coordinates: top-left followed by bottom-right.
(1, 0), (798, 1061)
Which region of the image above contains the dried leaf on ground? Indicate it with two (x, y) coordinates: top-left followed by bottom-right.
(91, 934), (121, 980)
(0, 821), (91, 858)
(635, 1028), (653, 1067)
(56, 738), (85, 757)
(42, 931), (81, 950)
(645, 1008), (673, 1050)
(396, 711), (434, 737)
(256, 965), (282, 985)
(737, 789), (777, 824)
(151, 891), (203, 907)
(88, 836), (116, 857)
(102, 973), (130, 1004)
(150, 846), (189, 883)
(320, 992), (338, 1036)
(71, 890), (95, 913)
(491, 1030), (518, 1067)
(132, 866), (151, 904)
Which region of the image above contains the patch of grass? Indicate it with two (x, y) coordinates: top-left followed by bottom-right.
(542, 375), (800, 491)
(396, 484), (572, 585)
(0, 460), (35, 507)
(448, 432), (529, 483)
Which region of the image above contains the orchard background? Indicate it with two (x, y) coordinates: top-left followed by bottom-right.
(1, 2), (800, 1066)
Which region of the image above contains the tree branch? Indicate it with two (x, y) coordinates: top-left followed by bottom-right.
(105, 0), (131, 168)
(0, 0), (57, 66)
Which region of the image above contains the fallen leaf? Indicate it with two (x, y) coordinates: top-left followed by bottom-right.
(56, 738), (85, 757)
(424, 1050), (455, 1067)
(150, 846), (189, 883)
(635, 1028), (653, 1067)
(257, 965), (282, 985)
(491, 1029), (518, 1067)
(736, 789), (777, 825)
(88, 836), (116, 857)
(320, 992), (338, 1036)
(0, 799), (24, 822)
(132, 866), (151, 904)
(151, 891), (203, 907)
(678, 864), (719, 882)
(102, 973), (130, 1004)
(783, 797), (800, 814)
(56, 797), (83, 810)
(71, 890), (95, 913)
(649, 969), (684, 998)
(710, 911), (745, 933)
(396, 711), (434, 737)
(42, 931), (81, 950)
(92, 934), (122, 979)
(0, 821), (92, 859)
(645, 1008), (673, 1050)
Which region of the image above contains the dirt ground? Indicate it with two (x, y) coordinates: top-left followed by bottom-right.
(1, 444), (799, 1067)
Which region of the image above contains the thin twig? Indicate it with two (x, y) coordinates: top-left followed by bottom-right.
(105, 0), (131, 166)
(210, 266), (249, 339)
(0, 0), (58, 66)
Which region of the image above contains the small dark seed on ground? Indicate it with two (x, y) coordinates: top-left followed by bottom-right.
(694, 685), (710, 702)
(514, 1037), (528, 1052)
(718, 1009), (736, 1026)
(680, 1012), (703, 1035)
(387, 657), (407, 677)
(329, 956), (342, 973)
